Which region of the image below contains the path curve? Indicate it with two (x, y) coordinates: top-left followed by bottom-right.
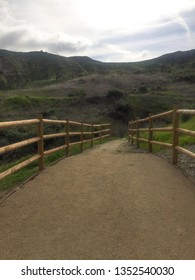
(0, 139), (195, 259)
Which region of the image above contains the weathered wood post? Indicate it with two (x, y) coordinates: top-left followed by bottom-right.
(131, 121), (134, 145)
(91, 123), (94, 147)
(37, 114), (45, 171)
(100, 123), (102, 144)
(66, 118), (70, 156)
(128, 121), (131, 143)
(109, 123), (112, 141)
(148, 113), (153, 153)
(80, 122), (84, 152)
(136, 118), (139, 148)
(172, 106), (179, 164)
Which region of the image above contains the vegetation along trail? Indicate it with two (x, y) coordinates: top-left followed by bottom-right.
(0, 139), (195, 259)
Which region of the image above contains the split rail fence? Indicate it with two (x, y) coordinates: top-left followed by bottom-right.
(0, 114), (111, 181)
(128, 107), (195, 164)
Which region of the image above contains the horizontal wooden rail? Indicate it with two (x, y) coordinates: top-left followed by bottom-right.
(128, 107), (195, 165)
(69, 141), (82, 146)
(68, 120), (82, 125)
(83, 131), (93, 135)
(0, 137), (40, 155)
(93, 136), (101, 141)
(130, 128), (173, 132)
(129, 120), (137, 125)
(93, 124), (102, 127)
(138, 137), (149, 143)
(177, 109), (195, 115)
(138, 117), (149, 123)
(93, 130), (101, 134)
(68, 132), (83, 136)
(176, 146), (195, 159)
(0, 119), (39, 128)
(101, 134), (111, 139)
(82, 122), (93, 127)
(177, 128), (195, 137)
(83, 139), (92, 144)
(43, 132), (67, 140)
(44, 145), (67, 156)
(150, 110), (173, 119)
(101, 129), (111, 133)
(0, 155), (40, 180)
(150, 128), (173, 132)
(150, 141), (173, 148)
(137, 128), (149, 132)
(101, 123), (111, 126)
(0, 116), (112, 181)
(43, 119), (67, 124)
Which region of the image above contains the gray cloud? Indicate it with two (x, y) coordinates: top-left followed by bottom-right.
(0, 29), (27, 47)
(91, 8), (195, 62)
(0, 0), (195, 62)
(100, 22), (186, 46)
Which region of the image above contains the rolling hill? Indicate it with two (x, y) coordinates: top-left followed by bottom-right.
(0, 48), (194, 138)
(0, 48), (194, 169)
(1, 49), (195, 90)
(0, 50), (87, 89)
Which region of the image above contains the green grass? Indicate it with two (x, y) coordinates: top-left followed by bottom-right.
(179, 116), (195, 146)
(0, 137), (110, 196)
(0, 155), (39, 193)
(138, 116), (195, 152)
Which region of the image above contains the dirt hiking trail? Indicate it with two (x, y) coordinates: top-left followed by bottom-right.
(0, 139), (195, 259)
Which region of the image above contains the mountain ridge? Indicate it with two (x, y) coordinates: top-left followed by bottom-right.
(0, 48), (195, 89)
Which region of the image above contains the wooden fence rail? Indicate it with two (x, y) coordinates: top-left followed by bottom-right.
(128, 107), (195, 164)
(0, 115), (111, 181)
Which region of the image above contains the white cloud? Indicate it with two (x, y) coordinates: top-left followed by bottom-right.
(0, 0), (195, 61)
(171, 13), (191, 38)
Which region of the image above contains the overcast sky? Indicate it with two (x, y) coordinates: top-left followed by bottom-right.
(0, 0), (195, 62)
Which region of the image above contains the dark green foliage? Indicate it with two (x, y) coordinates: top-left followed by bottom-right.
(110, 103), (130, 122)
(138, 86), (147, 94)
(107, 89), (124, 100)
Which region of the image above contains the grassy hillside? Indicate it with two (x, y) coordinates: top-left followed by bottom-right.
(0, 48), (195, 195)
(0, 49), (87, 89)
(0, 48), (194, 144)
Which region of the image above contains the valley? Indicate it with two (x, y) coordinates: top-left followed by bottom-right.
(0, 49), (194, 125)
(0, 49), (195, 192)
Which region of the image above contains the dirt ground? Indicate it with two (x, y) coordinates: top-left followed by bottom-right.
(0, 139), (195, 260)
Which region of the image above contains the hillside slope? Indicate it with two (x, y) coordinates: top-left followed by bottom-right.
(0, 50), (87, 89)
(1, 49), (195, 89)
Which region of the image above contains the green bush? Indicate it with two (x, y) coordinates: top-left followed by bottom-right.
(107, 89), (124, 100)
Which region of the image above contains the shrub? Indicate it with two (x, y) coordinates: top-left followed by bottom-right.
(107, 89), (124, 100)
(139, 86), (147, 94)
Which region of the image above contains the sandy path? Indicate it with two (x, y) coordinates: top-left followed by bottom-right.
(0, 139), (195, 259)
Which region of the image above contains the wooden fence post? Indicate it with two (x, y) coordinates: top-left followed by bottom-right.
(66, 118), (70, 156)
(100, 123), (102, 144)
(37, 114), (45, 171)
(128, 122), (130, 143)
(172, 106), (179, 164)
(131, 121), (134, 145)
(80, 122), (84, 152)
(109, 123), (112, 141)
(136, 118), (139, 148)
(148, 113), (153, 153)
(91, 123), (94, 147)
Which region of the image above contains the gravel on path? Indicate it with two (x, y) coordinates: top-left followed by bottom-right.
(0, 139), (195, 259)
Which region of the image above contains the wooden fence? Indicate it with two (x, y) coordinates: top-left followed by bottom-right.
(0, 114), (111, 180)
(128, 107), (195, 164)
